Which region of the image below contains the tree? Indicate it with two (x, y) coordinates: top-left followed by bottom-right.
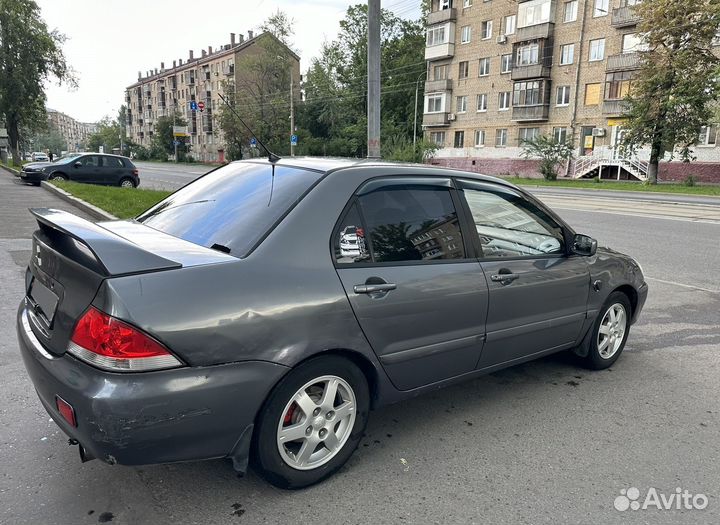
(151, 112), (187, 160)
(0, 0), (75, 164)
(521, 135), (574, 181)
(86, 106), (135, 156)
(619, 0), (720, 184)
(31, 123), (65, 155)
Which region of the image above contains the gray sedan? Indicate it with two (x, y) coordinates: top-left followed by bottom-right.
(16, 158), (647, 489)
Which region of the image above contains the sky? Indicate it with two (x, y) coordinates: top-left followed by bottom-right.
(36, 0), (421, 124)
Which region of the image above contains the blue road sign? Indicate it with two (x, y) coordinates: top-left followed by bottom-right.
(290, 134), (298, 146)
(173, 140), (181, 146)
(250, 137), (257, 147)
(190, 101), (198, 111)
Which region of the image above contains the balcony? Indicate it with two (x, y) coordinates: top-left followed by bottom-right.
(425, 42), (455, 61)
(512, 104), (549, 121)
(427, 8), (456, 25)
(424, 78), (452, 92)
(602, 99), (630, 116)
(223, 65), (235, 76)
(515, 22), (554, 42)
(511, 64), (551, 80)
(423, 112), (450, 127)
(611, 6), (640, 28)
(607, 52), (641, 71)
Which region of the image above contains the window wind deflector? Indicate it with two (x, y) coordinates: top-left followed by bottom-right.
(357, 177), (452, 196)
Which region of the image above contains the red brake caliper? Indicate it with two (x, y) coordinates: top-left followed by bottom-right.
(283, 402), (297, 425)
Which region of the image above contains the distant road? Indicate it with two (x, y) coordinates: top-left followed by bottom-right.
(134, 161), (209, 191)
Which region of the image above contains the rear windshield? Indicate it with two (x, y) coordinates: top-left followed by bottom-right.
(137, 162), (321, 257)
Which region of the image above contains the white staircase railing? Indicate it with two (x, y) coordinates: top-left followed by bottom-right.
(572, 151), (648, 181)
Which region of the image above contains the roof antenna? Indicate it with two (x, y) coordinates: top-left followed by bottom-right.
(218, 93), (280, 163)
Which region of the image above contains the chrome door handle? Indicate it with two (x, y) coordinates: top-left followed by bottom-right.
(490, 273), (520, 283)
(353, 283), (397, 294)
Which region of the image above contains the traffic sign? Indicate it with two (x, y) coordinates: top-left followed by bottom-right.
(189, 101), (198, 111)
(250, 137), (257, 147)
(198, 101), (205, 112)
(173, 140), (181, 146)
(290, 134), (298, 146)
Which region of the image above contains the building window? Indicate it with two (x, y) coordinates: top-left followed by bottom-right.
(459, 61), (469, 79)
(501, 54), (512, 73)
(605, 71), (633, 99)
(495, 128), (508, 147)
(425, 92), (445, 113)
(513, 80), (542, 106)
(584, 83), (602, 105)
(498, 91), (511, 110)
(430, 131), (446, 146)
(518, 0), (552, 28)
(622, 33), (647, 53)
(478, 57), (491, 76)
(454, 131), (465, 148)
(463, 0), (473, 6)
(518, 127), (540, 144)
(553, 127), (569, 143)
(474, 130), (486, 147)
(461, 25), (472, 43)
(556, 85), (571, 105)
(433, 64), (449, 80)
(698, 126), (717, 146)
(504, 15), (516, 35)
(564, 0), (578, 22)
(477, 93), (488, 112)
(516, 43), (539, 66)
(594, 0), (609, 17)
(560, 44), (575, 65)
(457, 95), (468, 113)
(589, 39), (605, 61)
(426, 25), (447, 46)
(481, 20), (493, 40)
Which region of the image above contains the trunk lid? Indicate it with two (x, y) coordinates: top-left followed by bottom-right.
(25, 208), (234, 355)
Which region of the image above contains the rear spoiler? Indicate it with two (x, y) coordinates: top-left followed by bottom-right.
(30, 208), (182, 276)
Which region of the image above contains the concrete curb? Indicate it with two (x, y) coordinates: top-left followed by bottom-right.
(40, 181), (118, 221)
(0, 164), (22, 177)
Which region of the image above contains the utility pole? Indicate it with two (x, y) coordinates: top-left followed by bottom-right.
(413, 71), (426, 148)
(367, 0), (381, 158)
(290, 69), (295, 157)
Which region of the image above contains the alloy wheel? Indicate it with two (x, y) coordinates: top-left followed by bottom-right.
(597, 303), (627, 359)
(276, 375), (356, 471)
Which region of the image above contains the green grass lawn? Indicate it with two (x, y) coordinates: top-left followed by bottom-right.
(50, 181), (171, 219)
(506, 177), (720, 197)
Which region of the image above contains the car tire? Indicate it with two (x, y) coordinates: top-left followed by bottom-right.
(119, 177), (136, 188)
(252, 355), (370, 489)
(50, 173), (67, 182)
(580, 291), (632, 370)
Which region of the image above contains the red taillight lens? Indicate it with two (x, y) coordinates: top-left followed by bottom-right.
(68, 307), (182, 372)
(56, 396), (77, 427)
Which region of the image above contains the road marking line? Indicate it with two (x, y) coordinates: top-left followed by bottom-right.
(551, 205), (720, 225)
(645, 277), (719, 294)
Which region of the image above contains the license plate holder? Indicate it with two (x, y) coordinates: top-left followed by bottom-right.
(29, 278), (59, 325)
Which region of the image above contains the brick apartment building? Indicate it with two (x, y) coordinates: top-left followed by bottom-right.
(124, 32), (299, 163)
(47, 109), (97, 152)
(422, 0), (720, 182)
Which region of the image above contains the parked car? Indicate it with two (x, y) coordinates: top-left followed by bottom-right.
(16, 158), (647, 489)
(19, 153), (139, 187)
(31, 152), (49, 162)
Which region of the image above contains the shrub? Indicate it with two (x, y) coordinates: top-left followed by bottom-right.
(683, 175), (698, 187)
(520, 135), (574, 181)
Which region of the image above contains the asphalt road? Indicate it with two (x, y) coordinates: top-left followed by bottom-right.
(134, 161), (209, 191)
(1, 170), (719, 524)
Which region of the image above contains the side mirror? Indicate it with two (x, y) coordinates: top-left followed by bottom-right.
(572, 234), (597, 256)
(73, 161), (82, 168)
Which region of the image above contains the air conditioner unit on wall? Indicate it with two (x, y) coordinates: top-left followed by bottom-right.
(448, 113), (456, 121)
(496, 35), (507, 44)
(592, 128), (606, 137)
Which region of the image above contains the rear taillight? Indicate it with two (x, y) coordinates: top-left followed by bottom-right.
(68, 307), (182, 372)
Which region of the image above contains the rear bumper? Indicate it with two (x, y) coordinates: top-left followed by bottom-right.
(17, 303), (288, 468)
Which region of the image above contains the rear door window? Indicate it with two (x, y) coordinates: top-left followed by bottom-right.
(102, 157), (124, 168)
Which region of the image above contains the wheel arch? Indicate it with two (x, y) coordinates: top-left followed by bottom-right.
(612, 284), (638, 318)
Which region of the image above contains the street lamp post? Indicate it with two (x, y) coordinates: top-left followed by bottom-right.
(413, 70), (427, 148)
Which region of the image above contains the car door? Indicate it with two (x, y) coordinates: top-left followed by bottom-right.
(334, 177), (489, 391)
(99, 156), (123, 185)
(73, 155), (99, 183)
(455, 179), (590, 369)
